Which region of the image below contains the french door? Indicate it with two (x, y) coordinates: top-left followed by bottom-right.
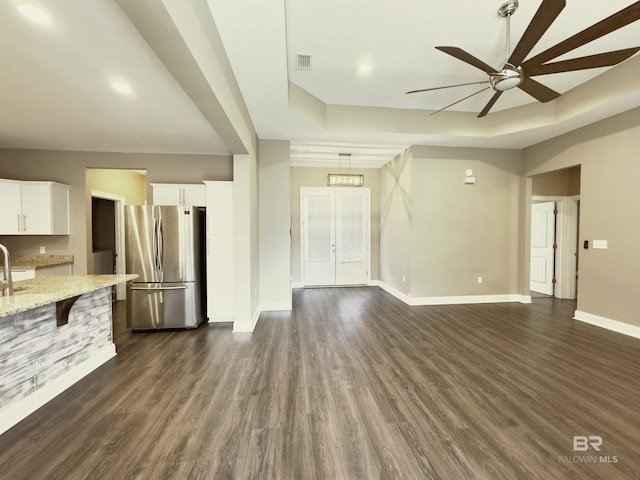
(301, 187), (370, 286)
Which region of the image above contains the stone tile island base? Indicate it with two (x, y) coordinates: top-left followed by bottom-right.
(0, 274), (136, 435)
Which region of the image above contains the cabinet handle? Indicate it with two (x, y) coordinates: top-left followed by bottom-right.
(17, 214), (21, 232)
(23, 214), (27, 232)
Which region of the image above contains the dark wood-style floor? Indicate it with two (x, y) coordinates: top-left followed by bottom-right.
(1, 288), (639, 479)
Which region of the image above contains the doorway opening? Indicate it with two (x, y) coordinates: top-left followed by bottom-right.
(530, 166), (581, 300)
(86, 168), (147, 302)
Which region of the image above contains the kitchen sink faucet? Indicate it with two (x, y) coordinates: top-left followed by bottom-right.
(0, 243), (13, 296)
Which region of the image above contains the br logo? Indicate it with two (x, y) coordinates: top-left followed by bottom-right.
(573, 436), (603, 452)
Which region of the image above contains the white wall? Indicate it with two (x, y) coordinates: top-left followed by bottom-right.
(259, 139), (291, 310)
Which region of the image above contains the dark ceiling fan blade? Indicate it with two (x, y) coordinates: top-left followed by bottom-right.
(435, 46), (497, 73)
(525, 47), (640, 76)
(524, 1), (640, 67)
(406, 80), (490, 94)
(478, 91), (503, 118)
(517, 77), (561, 103)
(428, 87), (491, 116)
(508, 0), (566, 66)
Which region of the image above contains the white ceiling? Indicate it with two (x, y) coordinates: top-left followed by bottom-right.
(2, 0), (640, 167)
(0, 0), (229, 154)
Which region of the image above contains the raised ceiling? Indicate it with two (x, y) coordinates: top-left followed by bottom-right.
(2, 0), (640, 167)
(214, 0), (640, 165)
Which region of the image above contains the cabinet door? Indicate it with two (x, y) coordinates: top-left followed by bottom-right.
(182, 185), (206, 206)
(151, 184), (182, 205)
(205, 181), (233, 234)
(0, 180), (22, 234)
(152, 184), (205, 206)
(21, 183), (53, 234)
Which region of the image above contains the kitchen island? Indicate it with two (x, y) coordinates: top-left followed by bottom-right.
(0, 274), (136, 435)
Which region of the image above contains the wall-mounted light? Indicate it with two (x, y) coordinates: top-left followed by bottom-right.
(328, 153), (365, 187)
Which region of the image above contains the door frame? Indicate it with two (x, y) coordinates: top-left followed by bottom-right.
(300, 187), (371, 287)
(530, 200), (556, 296)
(531, 195), (579, 299)
(91, 190), (126, 300)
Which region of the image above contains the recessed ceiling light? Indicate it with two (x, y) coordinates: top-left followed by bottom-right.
(18, 4), (52, 24)
(358, 63), (372, 75)
(112, 81), (133, 95)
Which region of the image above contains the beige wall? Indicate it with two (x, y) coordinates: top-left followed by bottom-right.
(290, 166), (381, 284)
(532, 165), (581, 196)
(0, 149), (232, 275)
(380, 149), (413, 295)
(409, 147), (522, 297)
(523, 107), (640, 327)
(381, 146), (522, 298)
(86, 168), (147, 206)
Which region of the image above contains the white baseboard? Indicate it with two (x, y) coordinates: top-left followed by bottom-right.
(292, 282), (304, 289)
(377, 281), (412, 304)
(208, 318), (234, 324)
(377, 281), (530, 306)
(233, 307), (261, 333)
(0, 345), (116, 436)
(260, 302), (292, 312)
(409, 294), (530, 306)
(574, 310), (640, 340)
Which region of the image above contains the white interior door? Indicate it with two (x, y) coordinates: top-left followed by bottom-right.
(530, 201), (556, 295)
(302, 188), (370, 287)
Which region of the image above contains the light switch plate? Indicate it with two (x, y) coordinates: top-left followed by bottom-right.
(593, 240), (608, 250)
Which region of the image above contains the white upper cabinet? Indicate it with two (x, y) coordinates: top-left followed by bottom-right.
(204, 181), (233, 234)
(0, 180), (22, 234)
(151, 183), (206, 206)
(0, 179), (70, 235)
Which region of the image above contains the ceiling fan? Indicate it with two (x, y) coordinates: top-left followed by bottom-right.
(407, 0), (640, 117)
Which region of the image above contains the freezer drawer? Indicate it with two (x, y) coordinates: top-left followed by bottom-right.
(126, 283), (201, 330)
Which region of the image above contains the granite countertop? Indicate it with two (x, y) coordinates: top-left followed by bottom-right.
(10, 255), (74, 270)
(0, 274), (138, 318)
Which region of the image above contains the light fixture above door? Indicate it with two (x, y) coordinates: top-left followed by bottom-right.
(327, 153), (365, 187)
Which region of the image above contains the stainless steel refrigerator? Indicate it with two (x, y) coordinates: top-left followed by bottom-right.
(124, 205), (206, 330)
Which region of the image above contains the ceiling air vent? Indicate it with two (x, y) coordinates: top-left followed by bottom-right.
(296, 54), (312, 71)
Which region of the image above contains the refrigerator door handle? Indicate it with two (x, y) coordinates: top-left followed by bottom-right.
(158, 217), (164, 273)
(152, 218), (159, 280)
(129, 285), (188, 291)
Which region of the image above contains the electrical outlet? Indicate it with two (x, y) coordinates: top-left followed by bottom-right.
(39, 246), (46, 254)
(402, 275), (406, 283)
(477, 276), (483, 284)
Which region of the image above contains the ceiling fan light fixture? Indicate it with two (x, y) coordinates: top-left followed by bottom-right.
(489, 64), (524, 91)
